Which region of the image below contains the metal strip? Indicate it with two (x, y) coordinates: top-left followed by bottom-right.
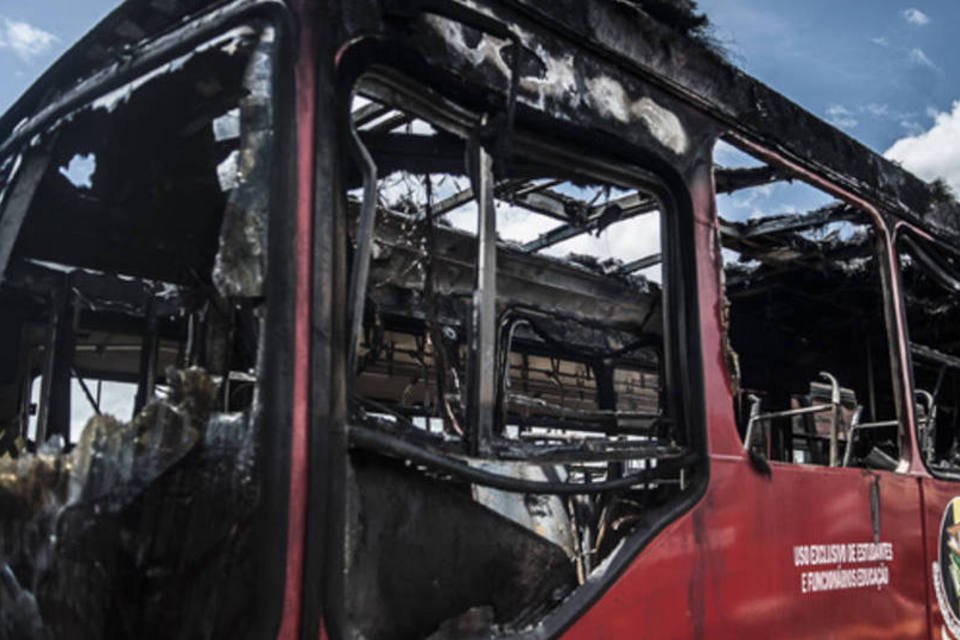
(470, 140), (497, 454)
(0, 148), (52, 281)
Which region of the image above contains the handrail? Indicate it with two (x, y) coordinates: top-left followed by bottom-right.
(840, 407), (897, 467)
(742, 371), (844, 465)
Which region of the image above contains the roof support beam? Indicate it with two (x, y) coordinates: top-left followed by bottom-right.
(522, 193), (659, 253)
(618, 253), (662, 274)
(351, 101), (391, 127)
(714, 165), (791, 194)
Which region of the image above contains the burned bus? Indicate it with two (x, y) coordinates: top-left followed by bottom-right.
(1, 0), (960, 638)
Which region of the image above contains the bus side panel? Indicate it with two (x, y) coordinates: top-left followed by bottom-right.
(562, 457), (927, 639)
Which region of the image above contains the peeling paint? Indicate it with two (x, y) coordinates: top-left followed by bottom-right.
(426, 12), (689, 156)
(426, 16), (512, 78)
(585, 76), (689, 155)
(518, 47), (578, 111)
(426, 15), (582, 118)
(89, 26), (254, 114)
(633, 96), (689, 155)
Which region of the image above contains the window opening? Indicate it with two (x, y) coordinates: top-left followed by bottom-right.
(340, 73), (695, 639)
(897, 232), (960, 475)
(0, 23), (279, 638)
(714, 137), (899, 470)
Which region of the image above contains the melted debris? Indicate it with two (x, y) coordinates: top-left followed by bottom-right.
(0, 368), (258, 640)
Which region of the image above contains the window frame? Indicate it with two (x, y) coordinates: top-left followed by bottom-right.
(324, 54), (710, 638)
(715, 132), (916, 474)
(893, 223), (960, 481)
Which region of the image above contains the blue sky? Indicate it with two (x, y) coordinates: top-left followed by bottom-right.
(0, 1), (115, 112)
(699, 0), (960, 201)
(1, 1), (958, 198)
(700, 1), (960, 151)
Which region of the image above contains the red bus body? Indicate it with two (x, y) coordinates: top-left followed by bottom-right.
(2, 1), (960, 639)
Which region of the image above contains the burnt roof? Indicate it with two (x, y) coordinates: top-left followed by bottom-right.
(1, 0), (958, 243)
(628, 0), (709, 38)
(0, 0), (225, 144)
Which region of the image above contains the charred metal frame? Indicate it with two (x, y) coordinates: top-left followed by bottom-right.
(340, 65), (693, 469)
(892, 223), (960, 479)
(469, 140), (498, 454)
(325, 12), (708, 634)
(313, 0), (960, 634)
(0, 1), (298, 636)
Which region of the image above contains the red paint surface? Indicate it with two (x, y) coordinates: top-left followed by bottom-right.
(563, 457), (928, 639)
(278, 2), (315, 638)
(262, 55), (960, 636)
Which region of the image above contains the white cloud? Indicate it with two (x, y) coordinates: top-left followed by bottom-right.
(886, 101), (960, 194)
(713, 139), (765, 169)
(0, 16), (57, 61)
(899, 119), (923, 135)
(901, 8), (931, 25)
(493, 202), (553, 244)
(831, 103), (925, 134)
(870, 36), (890, 47)
(826, 104), (858, 129)
(908, 47), (937, 69)
(543, 212), (662, 267)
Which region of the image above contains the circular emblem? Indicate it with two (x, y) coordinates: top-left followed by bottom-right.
(935, 498), (960, 636)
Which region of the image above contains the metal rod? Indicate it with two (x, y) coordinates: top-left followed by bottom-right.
(71, 367), (102, 417)
(416, 178), (529, 220)
(854, 420), (898, 428)
(843, 417), (897, 467)
(742, 394), (762, 453)
(842, 406), (863, 467)
(749, 403), (836, 423)
(47, 284), (76, 443)
(469, 138), (497, 455)
(367, 111), (413, 133)
(912, 342), (960, 371)
(820, 371), (841, 467)
(34, 299), (58, 444)
(522, 194), (658, 253)
(133, 297), (158, 416)
(346, 99), (380, 379)
(351, 100), (391, 127)
(742, 372), (842, 465)
(618, 253), (663, 275)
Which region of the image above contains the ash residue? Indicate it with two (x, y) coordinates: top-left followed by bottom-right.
(0, 368), (259, 640)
